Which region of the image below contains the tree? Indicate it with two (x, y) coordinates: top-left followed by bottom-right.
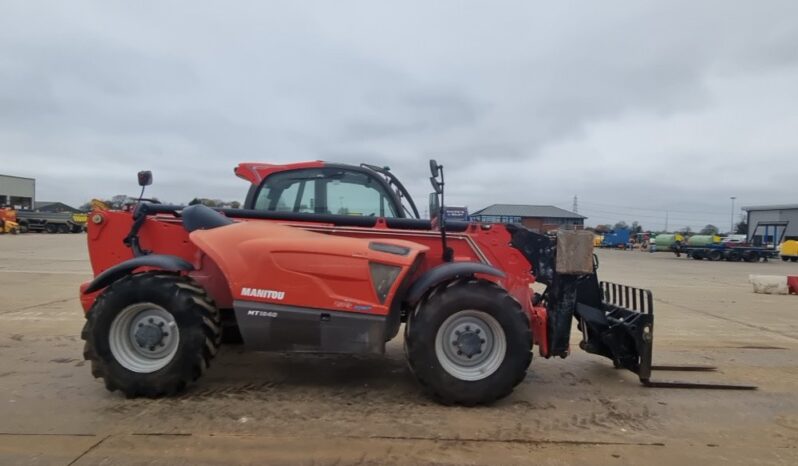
(110, 195), (128, 208)
(594, 224), (612, 233)
(189, 198), (223, 207)
(700, 224), (719, 235)
(613, 221), (628, 230)
(735, 217), (748, 235)
(630, 221), (643, 234)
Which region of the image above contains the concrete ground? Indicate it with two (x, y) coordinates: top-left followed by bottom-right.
(0, 234), (796, 465)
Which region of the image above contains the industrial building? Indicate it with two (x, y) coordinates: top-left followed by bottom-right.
(34, 201), (81, 213)
(742, 204), (798, 241)
(0, 174), (35, 209)
(471, 204), (585, 232)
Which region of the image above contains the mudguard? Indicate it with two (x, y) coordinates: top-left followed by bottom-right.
(405, 262), (505, 306)
(83, 254), (194, 293)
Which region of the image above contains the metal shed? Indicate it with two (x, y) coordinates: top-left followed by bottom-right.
(0, 174), (35, 209)
(742, 204), (798, 241)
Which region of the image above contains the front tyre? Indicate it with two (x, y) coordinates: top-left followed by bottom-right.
(81, 273), (221, 397)
(405, 280), (532, 405)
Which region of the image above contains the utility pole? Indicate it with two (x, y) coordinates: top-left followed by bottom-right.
(730, 196), (736, 233)
(572, 195), (578, 214)
(665, 210), (669, 232)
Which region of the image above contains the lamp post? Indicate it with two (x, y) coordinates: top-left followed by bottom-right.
(730, 196), (736, 234)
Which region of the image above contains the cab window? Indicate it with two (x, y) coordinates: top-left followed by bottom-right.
(253, 168), (398, 217)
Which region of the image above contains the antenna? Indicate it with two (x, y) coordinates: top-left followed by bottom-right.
(572, 195), (578, 214)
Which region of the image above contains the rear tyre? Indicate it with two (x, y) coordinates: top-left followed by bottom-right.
(791, 257), (797, 263)
(707, 250), (723, 261)
(725, 250), (741, 262)
(81, 273), (221, 397)
(57, 224), (69, 233)
(783, 256), (790, 262)
(405, 280), (532, 405)
(45, 224), (58, 234)
(743, 251), (758, 262)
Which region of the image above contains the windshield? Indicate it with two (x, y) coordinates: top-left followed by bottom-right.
(253, 168), (400, 217)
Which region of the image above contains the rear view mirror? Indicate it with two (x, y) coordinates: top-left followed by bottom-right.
(137, 171), (153, 187)
(429, 193), (440, 220)
(429, 159), (440, 178)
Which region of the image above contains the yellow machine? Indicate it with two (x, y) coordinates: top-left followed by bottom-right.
(0, 208), (20, 234)
(780, 240), (798, 262)
(593, 234), (603, 247)
(90, 199), (110, 211)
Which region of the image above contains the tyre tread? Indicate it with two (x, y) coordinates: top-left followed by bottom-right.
(81, 273), (220, 397)
(405, 279), (532, 405)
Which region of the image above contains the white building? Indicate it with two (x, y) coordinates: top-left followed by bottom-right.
(742, 204), (798, 242)
(0, 174), (35, 209)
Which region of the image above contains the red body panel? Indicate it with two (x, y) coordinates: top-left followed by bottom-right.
(190, 221), (427, 315)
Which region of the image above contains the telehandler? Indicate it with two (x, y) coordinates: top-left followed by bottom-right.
(80, 161), (752, 404)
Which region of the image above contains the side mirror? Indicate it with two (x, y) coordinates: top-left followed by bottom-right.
(429, 159), (440, 178)
(137, 170), (153, 187)
(429, 193), (440, 220)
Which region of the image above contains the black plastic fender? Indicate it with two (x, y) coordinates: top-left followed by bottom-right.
(404, 262), (505, 306)
(83, 254), (194, 294)
(181, 204), (235, 233)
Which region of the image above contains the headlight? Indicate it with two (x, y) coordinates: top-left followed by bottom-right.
(369, 262), (401, 303)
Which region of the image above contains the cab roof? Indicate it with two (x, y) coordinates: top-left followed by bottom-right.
(234, 161), (326, 185)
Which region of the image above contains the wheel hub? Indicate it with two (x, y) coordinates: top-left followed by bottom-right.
(110, 303), (180, 373)
(434, 310), (507, 381)
(134, 322), (166, 350)
(130, 314), (175, 353)
(453, 328), (485, 358)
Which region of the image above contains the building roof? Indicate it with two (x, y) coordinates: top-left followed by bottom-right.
(34, 201), (80, 212)
(471, 204), (586, 219)
(741, 204), (798, 212)
(0, 174), (36, 181)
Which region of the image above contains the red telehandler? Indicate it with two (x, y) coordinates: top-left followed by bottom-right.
(79, 161), (753, 404)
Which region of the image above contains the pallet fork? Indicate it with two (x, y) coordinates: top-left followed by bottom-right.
(576, 277), (756, 390)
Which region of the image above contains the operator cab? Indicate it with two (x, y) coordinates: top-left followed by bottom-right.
(243, 163), (419, 218)
(238, 161), (470, 232)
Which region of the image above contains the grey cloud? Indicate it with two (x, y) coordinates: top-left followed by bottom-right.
(1, 1), (797, 229)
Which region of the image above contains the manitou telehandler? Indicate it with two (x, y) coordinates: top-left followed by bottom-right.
(79, 161), (753, 404)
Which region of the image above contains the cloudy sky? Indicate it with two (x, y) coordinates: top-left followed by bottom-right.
(2, 1), (797, 231)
